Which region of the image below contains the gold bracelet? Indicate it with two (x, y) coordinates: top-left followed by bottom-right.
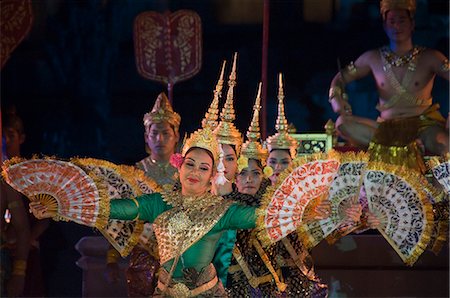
(12, 259), (27, 276)
(329, 86), (349, 103)
(328, 86), (342, 100)
(106, 248), (120, 264)
(131, 197), (140, 220)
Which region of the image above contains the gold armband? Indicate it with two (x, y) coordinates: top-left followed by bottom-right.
(12, 259), (27, 276)
(441, 59), (449, 72)
(328, 86), (348, 102)
(106, 248), (120, 264)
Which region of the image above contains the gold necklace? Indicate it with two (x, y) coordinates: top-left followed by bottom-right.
(381, 45), (422, 67)
(161, 186), (219, 211)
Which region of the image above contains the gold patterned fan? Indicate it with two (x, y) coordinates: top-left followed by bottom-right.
(71, 158), (161, 257)
(363, 162), (434, 266)
(257, 152), (341, 246)
(1, 157), (109, 229)
(298, 152), (369, 248)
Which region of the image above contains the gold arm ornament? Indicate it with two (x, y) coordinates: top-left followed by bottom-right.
(328, 86), (348, 102)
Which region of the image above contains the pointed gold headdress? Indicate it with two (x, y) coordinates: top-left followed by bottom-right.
(240, 82), (268, 165)
(380, 0), (416, 20)
(143, 92), (181, 133)
(181, 63), (227, 163)
(202, 60), (226, 130)
(266, 73), (298, 159)
(181, 126), (219, 163)
(213, 53), (243, 155)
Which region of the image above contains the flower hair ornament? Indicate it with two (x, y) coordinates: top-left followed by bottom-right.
(169, 153), (184, 169)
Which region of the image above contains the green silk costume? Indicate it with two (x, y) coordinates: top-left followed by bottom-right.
(109, 192), (256, 279)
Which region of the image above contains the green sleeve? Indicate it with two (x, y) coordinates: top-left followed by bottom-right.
(109, 193), (170, 223)
(214, 203), (257, 231)
(212, 230), (237, 285)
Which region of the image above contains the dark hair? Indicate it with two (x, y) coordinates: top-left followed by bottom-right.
(269, 149), (291, 155)
(249, 158), (264, 170)
(227, 144), (237, 154)
(185, 147), (215, 166)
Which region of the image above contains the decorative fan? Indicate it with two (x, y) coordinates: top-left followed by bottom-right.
(363, 162), (434, 266)
(424, 157), (449, 255)
(429, 159), (450, 195)
(257, 153), (341, 246)
(71, 158), (161, 257)
(299, 153), (369, 249)
(1, 158), (109, 229)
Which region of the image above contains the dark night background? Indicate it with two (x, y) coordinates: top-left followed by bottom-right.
(1, 0), (449, 296)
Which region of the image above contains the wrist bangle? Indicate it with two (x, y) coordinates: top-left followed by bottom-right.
(131, 197), (140, 220)
(328, 86), (342, 100)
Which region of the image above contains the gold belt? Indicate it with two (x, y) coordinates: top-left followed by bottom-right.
(228, 264), (279, 286)
(157, 275), (218, 297)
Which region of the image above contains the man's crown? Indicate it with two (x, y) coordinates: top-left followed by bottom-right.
(143, 93), (181, 132)
(380, 0), (416, 20)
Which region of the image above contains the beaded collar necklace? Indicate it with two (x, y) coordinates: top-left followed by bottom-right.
(381, 45), (422, 67)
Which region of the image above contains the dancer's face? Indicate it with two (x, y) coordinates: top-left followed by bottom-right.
(179, 148), (214, 196)
(236, 159), (263, 195)
(221, 144), (238, 181)
(384, 9), (414, 43)
(267, 149), (292, 184)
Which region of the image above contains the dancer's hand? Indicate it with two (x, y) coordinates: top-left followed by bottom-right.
(366, 211), (381, 229)
(314, 200), (331, 219)
(211, 179), (233, 196)
(345, 203), (362, 222)
(29, 201), (55, 219)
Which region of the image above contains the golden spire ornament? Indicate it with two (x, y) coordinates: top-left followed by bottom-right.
(213, 52), (243, 155)
(266, 73), (298, 159)
(202, 60), (226, 130)
(240, 82), (268, 164)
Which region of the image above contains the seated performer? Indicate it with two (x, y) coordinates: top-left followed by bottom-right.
(328, 0), (449, 173)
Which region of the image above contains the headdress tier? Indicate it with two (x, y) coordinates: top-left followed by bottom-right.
(143, 92), (181, 132)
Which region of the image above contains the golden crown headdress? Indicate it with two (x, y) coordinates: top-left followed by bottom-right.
(202, 60), (226, 130)
(240, 82), (268, 165)
(181, 126), (220, 163)
(266, 73), (298, 159)
(143, 92), (181, 133)
(380, 0), (416, 20)
(213, 53), (243, 155)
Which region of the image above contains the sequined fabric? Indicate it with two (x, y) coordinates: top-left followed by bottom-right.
(126, 246), (160, 297)
(154, 263), (227, 297)
(154, 188), (234, 265)
(277, 234), (328, 298)
(369, 104), (446, 173)
(227, 179), (328, 297)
